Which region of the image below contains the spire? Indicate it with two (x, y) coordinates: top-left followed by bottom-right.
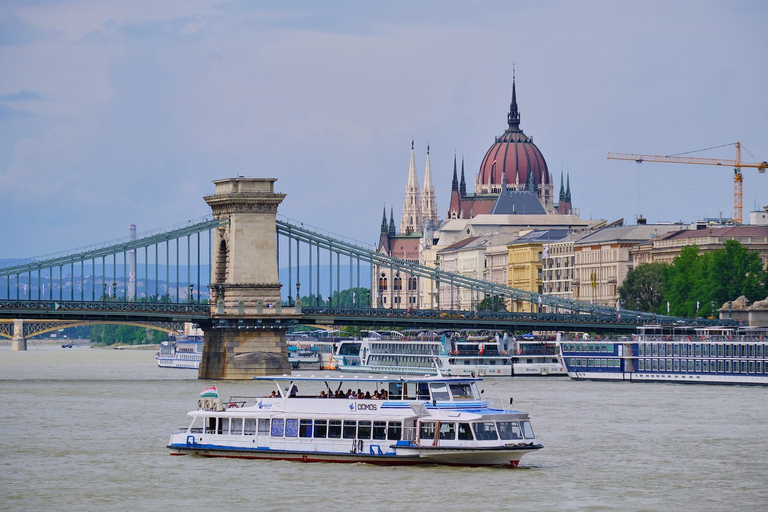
(559, 170), (566, 202)
(401, 139), (422, 234)
(459, 156), (466, 197)
(380, 205), (388, 234)
(451, 153), (458, 191)
(566, 172), (571, 203)
(388, 205), (396, 236)
(507, 65), (520, 131)
(421, 144), (438, 225)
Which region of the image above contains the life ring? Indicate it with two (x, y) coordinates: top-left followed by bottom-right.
(454, 350), (458, 355)
(502, 350), (507, 355)
(665, 335), (669, 341)
(228, 402), (239, 408)
(516, 349), (522, 354)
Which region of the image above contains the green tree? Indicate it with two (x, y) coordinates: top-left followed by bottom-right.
(618, 262), (667, 313)
(477, 295), (507, 312)
(662, 245), (703, 317)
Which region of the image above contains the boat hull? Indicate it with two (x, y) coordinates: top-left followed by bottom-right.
(167, 442), (541, 467)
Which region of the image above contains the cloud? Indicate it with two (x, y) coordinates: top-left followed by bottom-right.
(0, 10), (56, 46)
(0, 90), (42, 101)
(0, 103), (31, 120)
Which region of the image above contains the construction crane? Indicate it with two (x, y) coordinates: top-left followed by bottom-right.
(607, 142), (767, 224)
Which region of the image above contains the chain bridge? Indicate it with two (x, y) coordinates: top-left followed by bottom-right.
(2, 177), (726, 378)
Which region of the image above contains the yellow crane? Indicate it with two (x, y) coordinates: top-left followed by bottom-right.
(607, 142), (767, 224)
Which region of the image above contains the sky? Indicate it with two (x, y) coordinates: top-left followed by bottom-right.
(2, 0), (767, 260)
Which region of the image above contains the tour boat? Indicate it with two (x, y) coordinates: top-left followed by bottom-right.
(560, 325), (768, 385)
(167, 372), (543, 466)
(156, 334), (204, 369)
(334, 331), (512, 377)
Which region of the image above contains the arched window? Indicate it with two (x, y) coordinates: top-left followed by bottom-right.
(408, 276), (418, 291)
(378, 275), (388, 291)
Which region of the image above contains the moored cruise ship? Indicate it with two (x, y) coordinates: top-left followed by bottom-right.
(334, 331), (512, 376)
(560, 326), (768, 385)
(156, 334), (204, 369)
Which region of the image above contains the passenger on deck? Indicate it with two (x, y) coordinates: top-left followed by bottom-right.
(318, 391), (327, 398)
(364, 391), (371, 399)
(347, 389), (355, 399)
(372, 391), (380, 399)
(269, 391), (277, 398)
(289, 384), (298, 397)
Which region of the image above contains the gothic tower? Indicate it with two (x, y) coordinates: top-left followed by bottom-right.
(400, 140), (422, 235)
(421, 144), (438, 227)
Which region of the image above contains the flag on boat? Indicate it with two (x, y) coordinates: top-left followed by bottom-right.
(200, 385), (218, 398)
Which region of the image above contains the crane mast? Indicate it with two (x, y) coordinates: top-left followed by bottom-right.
(607, 142), (767, 224)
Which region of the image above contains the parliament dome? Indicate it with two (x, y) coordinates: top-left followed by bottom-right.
(475, 80), (551, 205)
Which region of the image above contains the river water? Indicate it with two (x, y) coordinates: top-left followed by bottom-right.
(1, 345), (766, 512)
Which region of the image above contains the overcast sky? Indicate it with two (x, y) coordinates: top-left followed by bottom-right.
(2, 1), (767, 260)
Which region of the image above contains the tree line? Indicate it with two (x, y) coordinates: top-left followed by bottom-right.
(618, 241), (768, 318)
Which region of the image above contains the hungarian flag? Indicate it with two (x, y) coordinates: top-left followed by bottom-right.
(200, 385), (218, 398)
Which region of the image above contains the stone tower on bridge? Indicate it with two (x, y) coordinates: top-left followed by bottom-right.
(199, 178), (295, 379)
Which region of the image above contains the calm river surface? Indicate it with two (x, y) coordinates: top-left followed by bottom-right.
(1, 345), (766, 512)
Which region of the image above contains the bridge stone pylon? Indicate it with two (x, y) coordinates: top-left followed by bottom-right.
(199, 178), (294, 379)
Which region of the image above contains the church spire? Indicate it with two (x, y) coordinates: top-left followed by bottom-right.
(565, 172), (571, 203)
(400, 139), (422, 234)
(507, 65), (520, 131)
(451, 153), (459, 191)
(388, 205), (396, 236)
(559, 169), (566, 202)
(380, 205), (388, 234)
(421, 144), (438, 226)
(459, 156), (466, 197)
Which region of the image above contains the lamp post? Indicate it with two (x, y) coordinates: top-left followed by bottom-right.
(112, 282), (117, 301)
(711, 300), (715, 320)
(296, 282), (300, 306)
(189, 284), (194, 304)
(102, 283), (107, 301)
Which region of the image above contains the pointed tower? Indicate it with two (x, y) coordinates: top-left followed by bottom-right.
(448, 154), (462, 219)
(420, 144), (438, 226)
(388, 206), (396, 236)
(378, 205), (390, 251)
(400, 140), (422, 235)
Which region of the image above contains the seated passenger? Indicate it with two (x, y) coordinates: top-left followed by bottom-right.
(318, 391), (327, 398)
(364, 391), (371, 399)
(372, 391), (380, 399)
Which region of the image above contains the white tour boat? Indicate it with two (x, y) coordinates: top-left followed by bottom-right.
(509, 334), (567, 376)
(167, 372), (543, 467)
(287, 330), (341, 370)
(156, 334), (204, 369)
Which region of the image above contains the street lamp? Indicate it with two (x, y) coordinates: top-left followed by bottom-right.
(112, 282), (117, 301)
(711, 301), (715, 320)
(296, 282), (300, 306)
(189, 284), (194, 304)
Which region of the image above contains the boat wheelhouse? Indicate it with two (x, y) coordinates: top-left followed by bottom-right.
(560, 326), (768, 385)
(167, 373), (543, 467)
(156, 334), (204, 369)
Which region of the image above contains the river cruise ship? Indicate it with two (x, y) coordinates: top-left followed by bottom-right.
(167, 373), (542, 466)
(560, 326), (768, 385)
(510, 335), (566, 377)
(287, 330), (340, 370)
(334, 332), (511, 376)
(156, 334), (203, 369)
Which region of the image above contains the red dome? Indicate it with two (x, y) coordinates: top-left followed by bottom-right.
(478, 130), (549, 193)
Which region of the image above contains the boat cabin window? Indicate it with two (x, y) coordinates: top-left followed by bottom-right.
(257, 419), (268, 435)
(419, 421), (435, 440)
(472, 422), (498, 441)
(230, 418), (243, 435)
(373, 421), (387, 440)
(521, 421), (535, 439)
(387, 422), (402, 440)
(439, 422), (456, 440)
(313, 420), (328, 438)
(271, 419), (285, 437)
(417, 383), (430, 400)
(458, 423), (473, 440)
(299, 419), (313, 438)
(328, 420), (342, 438)
(343, 420), (357, 439)
(496, 421), (522, 440)
(337, 343), (361, 356)
(358, 421), (372, 439)
(449, 383), (475, 400)
(429, 382), (450, 401)
(286, 419), (299, 437)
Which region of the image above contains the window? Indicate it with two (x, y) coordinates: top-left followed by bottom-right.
(521, 421), (536, 439)
(299, 419), (313, 438)
(286, 419), (299, 437)
(313, 420), (328, 438)
(358, 421), (372, 439)
(439, 423), (456, 440)
(271, 418), (285, 437)
(429, 382), (450, 401)
(328, 420), (342, 438)
(420, 421), (435, 440)
(372, 421), (387, 440)
(496, 421), (522, 440)
(387, 421), (402, 440)
(457, 423), (473, 440)
(342, 420), (357, 439)
(472, 422), (498, 441)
